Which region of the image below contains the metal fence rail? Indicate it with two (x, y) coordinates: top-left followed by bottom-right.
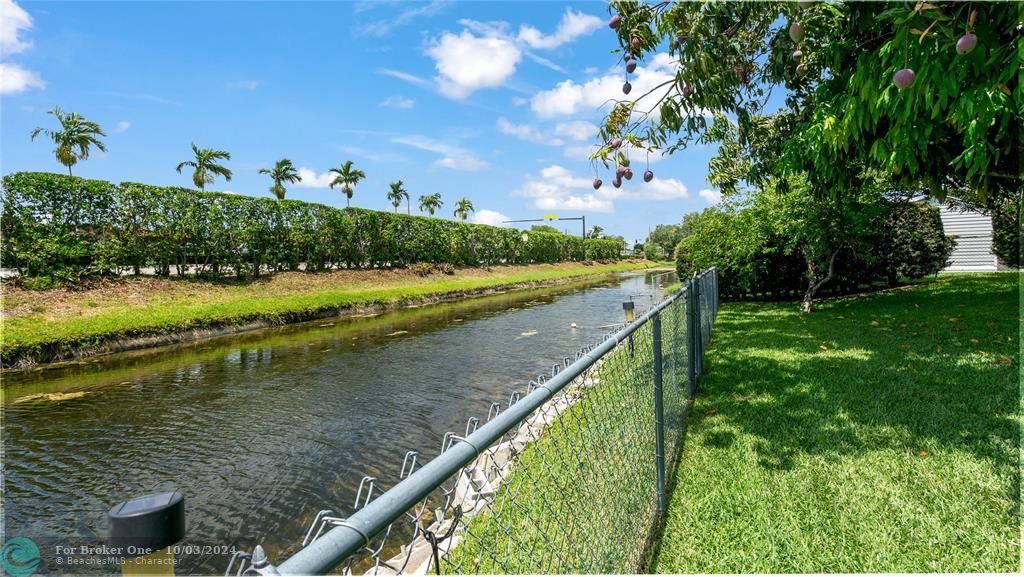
(228, 268), (719, 576)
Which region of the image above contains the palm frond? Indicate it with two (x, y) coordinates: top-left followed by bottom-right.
(208, 164), (233, 180)
(31, 107), (107, 172)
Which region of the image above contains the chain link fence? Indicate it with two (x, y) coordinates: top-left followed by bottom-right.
(228, 268), (719, 576)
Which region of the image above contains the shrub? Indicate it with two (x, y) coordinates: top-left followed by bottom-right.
(643, 243), (666, 261)
(875, 203), (956, 284)
(677, 196), (954, 300)
(1, 172), (119, 278)
(990, 197), (1022, 268)
(645, 224), (685, 257)
(1, 172), (623, 282)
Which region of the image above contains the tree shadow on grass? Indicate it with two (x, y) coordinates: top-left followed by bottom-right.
(652, 274), (1020, 572)
(693, 275), (1018, 470)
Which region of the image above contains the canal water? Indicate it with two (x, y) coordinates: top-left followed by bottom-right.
(2, 270), (675, 574)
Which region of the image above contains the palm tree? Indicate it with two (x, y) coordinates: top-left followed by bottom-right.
(454, 198), (475, 221)
(30, 106), (107, 176)
(387, 180), (409, 214)
(418, 193), (443, 215)
(328, 160), (365, 207)
(176, 143), (232, 191)
(258, 158), (302, 200)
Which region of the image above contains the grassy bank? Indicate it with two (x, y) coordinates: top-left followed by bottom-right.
(654, 273), (1020, 572)
(1, 260), (668, 366)
(442, 292), (694, 574)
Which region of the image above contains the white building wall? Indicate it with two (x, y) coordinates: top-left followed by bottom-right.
(939, 206), (998, 271)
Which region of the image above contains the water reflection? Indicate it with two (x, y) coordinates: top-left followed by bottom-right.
(3, 270), (675, 574)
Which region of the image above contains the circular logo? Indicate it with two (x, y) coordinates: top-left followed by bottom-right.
(2, 537), (41, 577)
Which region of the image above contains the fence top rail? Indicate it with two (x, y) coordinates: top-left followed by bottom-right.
(274, 283), (689, 576)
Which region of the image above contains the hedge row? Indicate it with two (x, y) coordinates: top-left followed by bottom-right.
(1, 172), (622, 280)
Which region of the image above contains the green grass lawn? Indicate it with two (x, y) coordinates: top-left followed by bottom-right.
(653, 273), (1020, 572)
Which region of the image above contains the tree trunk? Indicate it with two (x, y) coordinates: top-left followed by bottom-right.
(800, 249), (841, 314)
(887, 268), (898, 288)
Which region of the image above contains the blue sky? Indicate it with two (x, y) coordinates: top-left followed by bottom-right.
(1, 0), (723, 243)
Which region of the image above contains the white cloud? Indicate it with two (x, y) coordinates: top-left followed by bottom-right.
(425, 11), (600, 101)
(227, 80), (260, 89)
(515, 165), (613, 213)
(435, 156), (487, 171)
(114, 121), (131, 133)
(391, 135), (458, 154)
(473, 209), (512, 227)
(530, 81), (583, 118)
(391, 134), (487, 171)
(0, 2), (42, 94)
(594, 175), (688, 201)
(378, 68), (431, 88)
(531, 52), (681, 119)
(699, 188), (722, 204)
(336, 144), (405, 164)
(638, 177), (689, 200)
(426, 30), (521, 99)
(535, 194), (613, 212)
(538, 165), (593, 188)
(521, 50), (568, 73)
(554, 120), (598, 141)
(515, 165), (690, 213)
(495, 118), (596, 149)
(1, 0), (33, 55)
(497, 117), (562, 146)
(517, 9), (602, 50)
(456, 18), (511, 38)
(293, 167), (335, 188)
(563, 144), (598, 161)
(357, 0), (449, 37)
(0, 62), (43, 94)
(380, 95), (415, 109)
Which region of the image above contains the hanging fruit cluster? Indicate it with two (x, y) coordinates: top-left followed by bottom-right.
(610, 4), (648, 99)
(593, 4), (660, 192)
(789, 5), (807, 78)
(622, 45), (637, 95)
(790, 2), (980, 92)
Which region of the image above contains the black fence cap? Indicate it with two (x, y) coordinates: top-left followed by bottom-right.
(108, 491), (185, 555)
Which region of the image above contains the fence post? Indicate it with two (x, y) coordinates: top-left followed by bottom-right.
(694, 274), (703, 378)
(713, 268), (719, 318)
(652, 311), (666, 516)
(714, 268), (719, 317)
(686, 280), (697, 396)
(108, 491), (186, 577)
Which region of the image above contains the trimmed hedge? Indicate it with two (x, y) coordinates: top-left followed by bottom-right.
(1, 172), (621, 280)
